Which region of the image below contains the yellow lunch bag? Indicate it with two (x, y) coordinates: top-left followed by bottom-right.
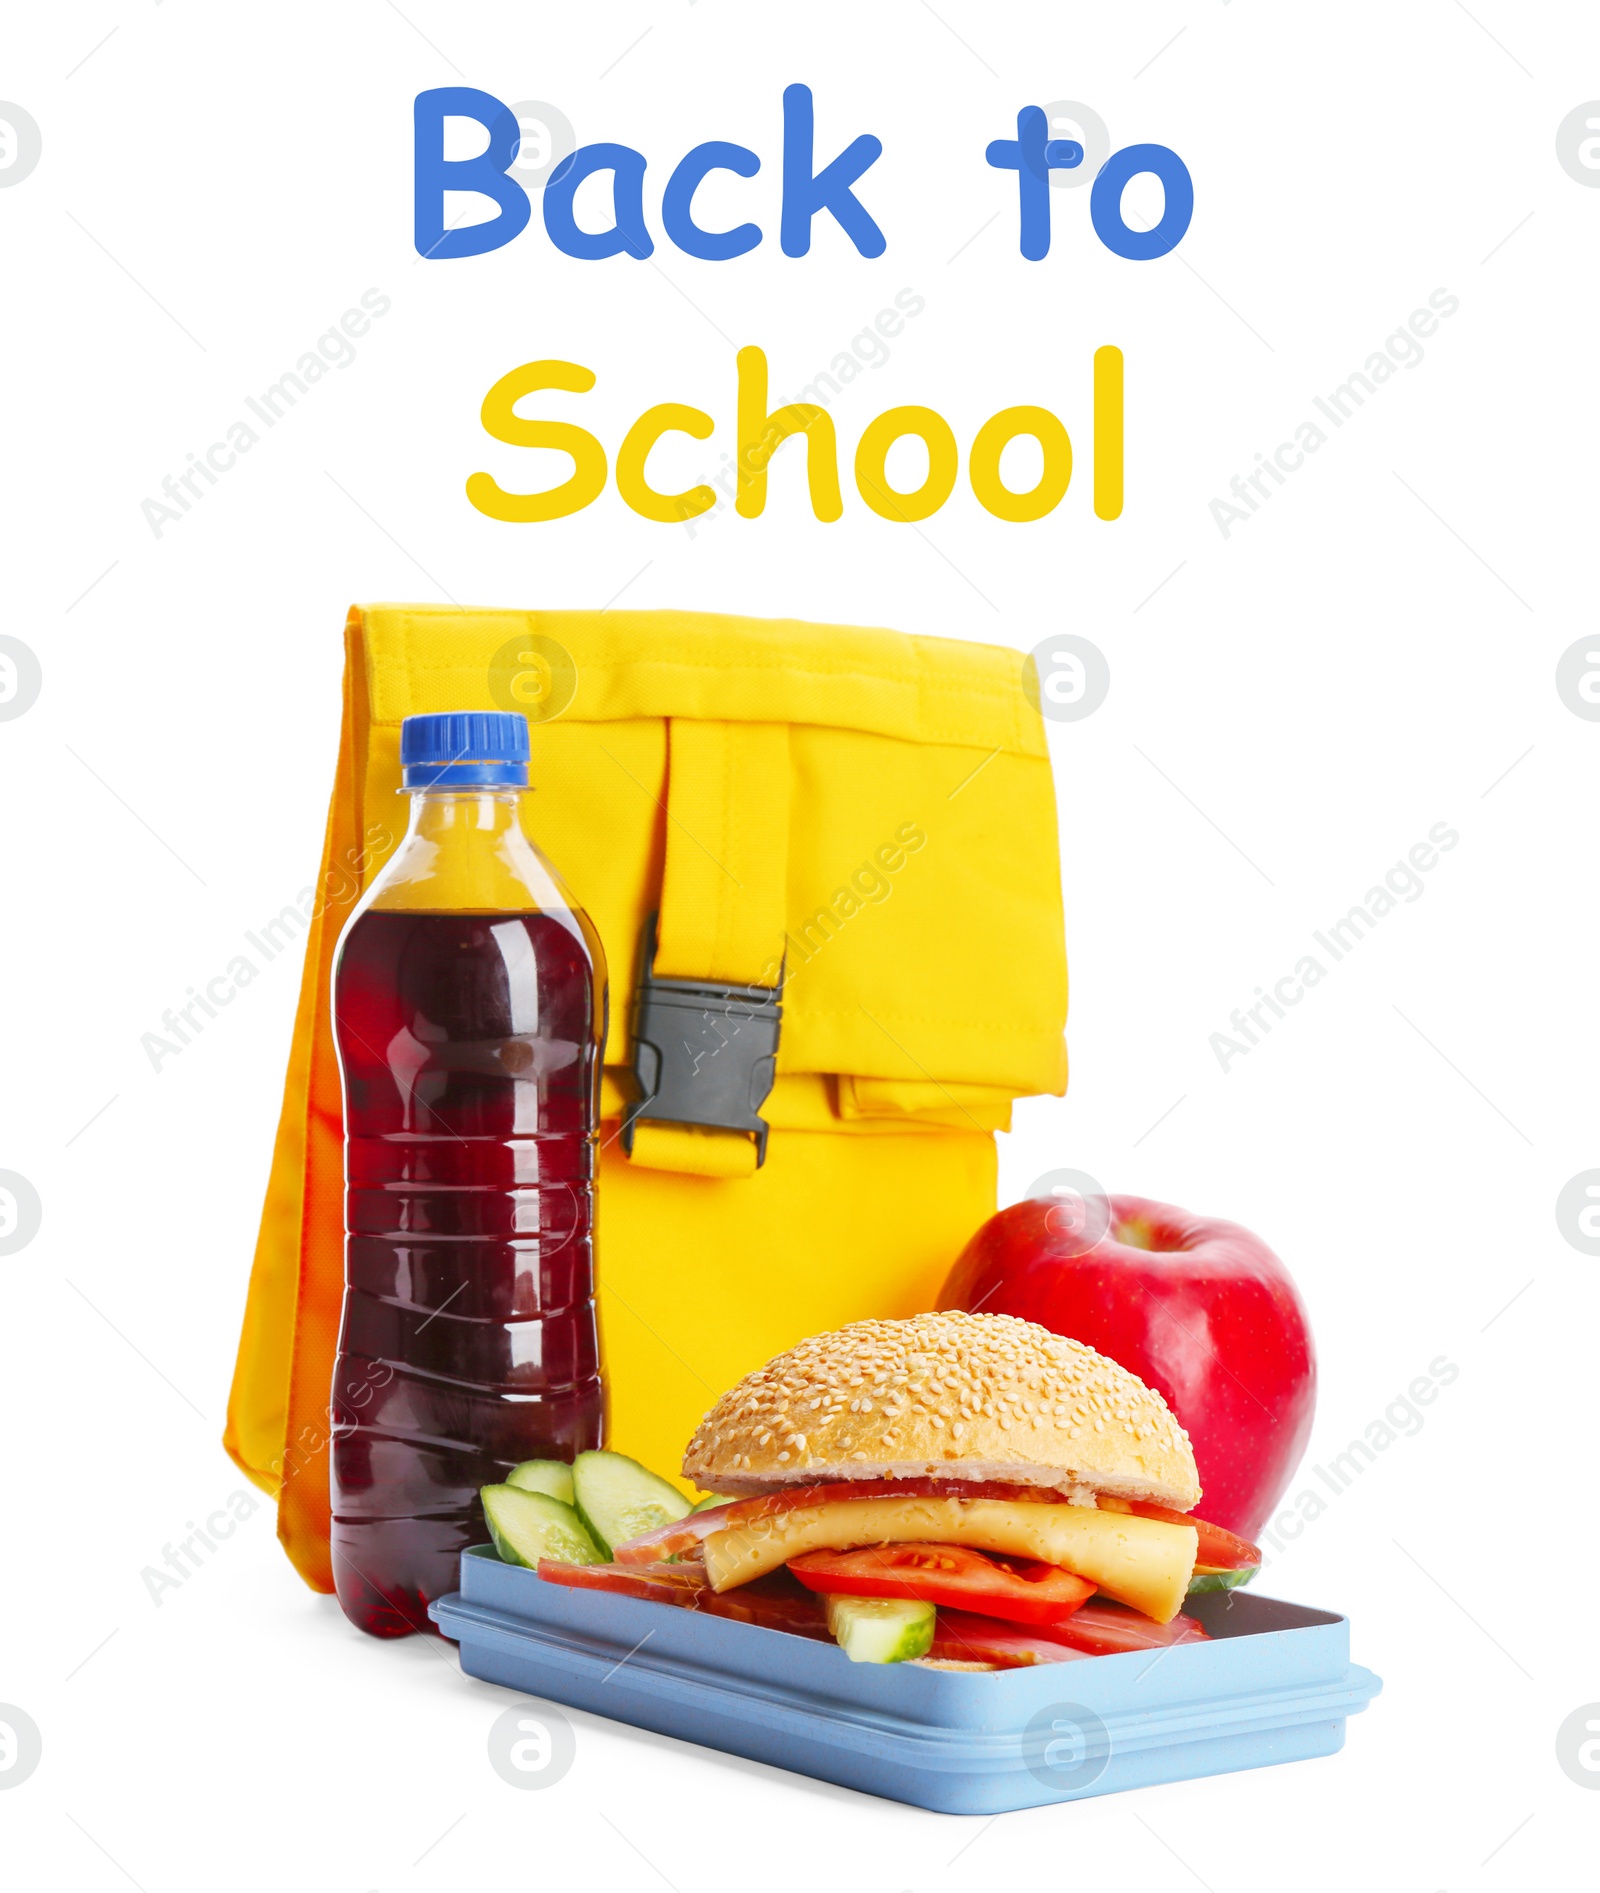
(224, 603), (1067, 1592)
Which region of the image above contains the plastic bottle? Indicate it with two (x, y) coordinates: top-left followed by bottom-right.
(329, 710), (606, 1637)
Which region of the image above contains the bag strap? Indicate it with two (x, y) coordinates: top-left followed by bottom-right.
(624, 720), (789, 1179)
(654, 720), (790, 984)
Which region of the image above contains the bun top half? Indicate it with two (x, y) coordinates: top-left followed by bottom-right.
(682, 1310), (1201, 1510)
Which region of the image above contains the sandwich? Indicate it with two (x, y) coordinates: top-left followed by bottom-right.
(520, 1311), (1260, 1667)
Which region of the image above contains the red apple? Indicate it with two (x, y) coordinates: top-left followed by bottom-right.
(938, 1192), (1316, 1539)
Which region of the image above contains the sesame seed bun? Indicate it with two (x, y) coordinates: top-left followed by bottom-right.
(682, 1311), (1201, 1510)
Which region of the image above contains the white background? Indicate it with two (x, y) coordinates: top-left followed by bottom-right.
(2, 3), (1597, 1887)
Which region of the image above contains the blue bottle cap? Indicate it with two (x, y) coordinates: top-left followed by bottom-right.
(400, 711), (531, 788)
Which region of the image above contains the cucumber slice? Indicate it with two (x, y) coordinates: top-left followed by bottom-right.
(691, 1493), (737, 1513)
(505, 1459), (575, 1506)
(824, 1594), (936, 1664)
(481, 1484), (603, 1568)
(572, 1450), (693, 1556)
(1187, 1563), (1259, 1594)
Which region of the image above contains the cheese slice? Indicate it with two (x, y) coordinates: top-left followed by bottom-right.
(703, 1495), (1198, 1623)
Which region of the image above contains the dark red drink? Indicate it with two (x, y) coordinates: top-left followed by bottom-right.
(328, 713), (605, 1636)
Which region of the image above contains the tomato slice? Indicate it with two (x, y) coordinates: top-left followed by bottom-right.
(612, 1478), (1081, 1565)
(535, 1560), (832, 1640)
(930, 1609), (1098, 1668)
(786, 1542), (1095, 1626)
(536, 1560), (708, 1605)
(1120, 1500), (1260, 1571)
(699, 1571), (833, 1641)
(1031, 1598), (1209, 1656)
(930, 1602), (1204, 1665)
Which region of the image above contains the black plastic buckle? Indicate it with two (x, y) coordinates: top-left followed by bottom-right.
(623, 914), (783, 1167)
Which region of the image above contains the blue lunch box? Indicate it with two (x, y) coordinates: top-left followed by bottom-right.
(430, 1548), (1381, 1814)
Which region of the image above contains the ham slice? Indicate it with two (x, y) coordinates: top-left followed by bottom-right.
(612, 1478), (1079, 1565)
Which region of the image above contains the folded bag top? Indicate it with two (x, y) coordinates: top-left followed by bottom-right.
(225, 604), (1067, 1592)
